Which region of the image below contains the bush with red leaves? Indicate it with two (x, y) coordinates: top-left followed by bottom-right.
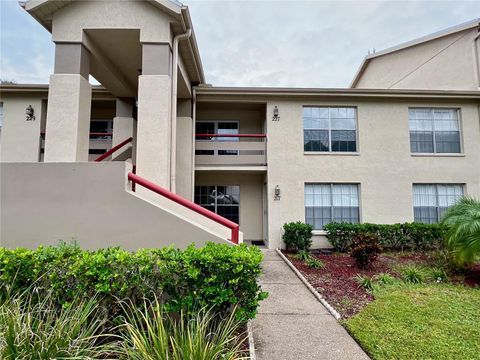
(350, 233), (382, 269)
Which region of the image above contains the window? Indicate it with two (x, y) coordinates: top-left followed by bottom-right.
(305, 184), (359, 229)
(194, 185), (240, 224)
(303, 107), (357, 152)
(90, 119), (113, 140)
(409, 108), (461, 153)
(413, 184), (464, 224)
(195, 121), (239, 155)
(0, 102), (3, 128)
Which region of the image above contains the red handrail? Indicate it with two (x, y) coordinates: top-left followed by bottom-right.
(195, 133), (266, 138)
(127, 172), (239, 244)
(95, 137), (133, 162)
(41, 132), (113, 137)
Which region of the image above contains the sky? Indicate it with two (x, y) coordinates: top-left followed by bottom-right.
(0, 0), (479, 88)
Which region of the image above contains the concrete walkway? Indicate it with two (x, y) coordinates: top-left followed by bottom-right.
(251, 250), (369, 360)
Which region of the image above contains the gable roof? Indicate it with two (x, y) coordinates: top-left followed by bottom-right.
(350, 18), (480, 88)
(20, 0), (205, 83)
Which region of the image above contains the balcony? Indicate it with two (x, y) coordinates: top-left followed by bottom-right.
(40, 132), (113, 161)
(195, 134), (267, 167)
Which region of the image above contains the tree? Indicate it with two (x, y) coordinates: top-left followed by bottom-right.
(0, 79), (17, 85)
(441, 197), (480, 266)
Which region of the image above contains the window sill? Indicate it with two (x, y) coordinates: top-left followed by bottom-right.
(304, 152), (360, 156)
(411, 153), (465, 157)
(312, 230), (327, 236)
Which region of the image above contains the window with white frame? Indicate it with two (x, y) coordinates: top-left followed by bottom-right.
(409, 108), (461, 153)
(413, 184), (464, 224)
(303, 107), (357, 152)
(305, 183), (359, 229)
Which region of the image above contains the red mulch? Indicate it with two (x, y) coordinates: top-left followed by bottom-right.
(283, 250), (478, 318)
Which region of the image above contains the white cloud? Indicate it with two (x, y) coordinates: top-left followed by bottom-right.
(187, 0), (479, 87)
(1, 0), (478, 87)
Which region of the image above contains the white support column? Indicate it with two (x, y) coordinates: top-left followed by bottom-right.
(135, 43), (172, 188)
(112, 98), (135, 159)
(44, 43), (92, 162)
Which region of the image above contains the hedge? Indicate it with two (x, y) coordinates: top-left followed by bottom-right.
(323, 222), (448, 252)
(0, 242), (267, 320)
(282, 221), (313, 252)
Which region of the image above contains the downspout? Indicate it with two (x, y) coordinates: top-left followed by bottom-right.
(170, 28), (192, 193)
(191, 87), (197, 201)
(472, 31), (480, 89)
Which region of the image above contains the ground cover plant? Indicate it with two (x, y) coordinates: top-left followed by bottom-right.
(118, 298), (247, 360)
(0, 290), (249, 360)
(0, 291), (108, 360)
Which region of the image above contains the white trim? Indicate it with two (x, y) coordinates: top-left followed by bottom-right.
(304, 152), (360, 156)
(365, 18), (479, 61)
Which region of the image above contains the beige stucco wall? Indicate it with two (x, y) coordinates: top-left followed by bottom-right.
(136, 75), (172, 188)
(176, 116), (193, 199)
(0, 94), (45, 162)
(266, 98), (480, 249)
(0, 162), (235, 250)
(52, 0), (172, 44)
(355, 28), (480, 90)
(44, 74), (92, 162)
(195, 172), (264, 241)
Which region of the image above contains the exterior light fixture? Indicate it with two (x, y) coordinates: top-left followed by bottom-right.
(272, 106), (280, 121)
(274, 185), (281, 200)
(25, 105), (35, 121)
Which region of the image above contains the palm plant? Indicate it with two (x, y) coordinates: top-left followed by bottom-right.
(441, 196), (480, 266)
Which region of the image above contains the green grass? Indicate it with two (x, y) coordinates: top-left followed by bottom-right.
(345, 284), (480, 360)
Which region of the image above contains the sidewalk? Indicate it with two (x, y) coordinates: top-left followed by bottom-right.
(251, 250), (369, 360)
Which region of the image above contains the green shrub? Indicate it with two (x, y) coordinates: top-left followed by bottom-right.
(294, 250), (312, 261)
(400, 265), (426, 284)
(350, 233), (382, 269)
(427, 248), (457, 273)
(305, 257), (325, 269)
(354, 275), (375, 291)
(441, 196), (480, 266)
(324, 222), (447, 253)
(0, 242), (266, 321)
(118, 297), (246, 360)
(428, 267), (449, 283)
(375, 273), (396, 285)
(282, 221), (313, 252)
(0, 290), (108, 359)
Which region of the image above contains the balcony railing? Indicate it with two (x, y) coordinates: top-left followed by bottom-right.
(195, 134), (267, 166)
(40, 132), (113, 161)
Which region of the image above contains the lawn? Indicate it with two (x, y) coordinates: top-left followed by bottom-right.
(284, 250), (480, 359)
(345, 284), (480, 360)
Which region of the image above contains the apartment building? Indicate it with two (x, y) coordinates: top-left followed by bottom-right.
(0, 0), (479, 250)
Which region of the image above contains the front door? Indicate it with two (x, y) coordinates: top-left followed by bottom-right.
(194, 185), (240, 224)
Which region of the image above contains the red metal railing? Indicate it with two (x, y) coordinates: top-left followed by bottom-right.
(195, 134), (267, 138)
(95, 137), (133, 162)
(127, 172), (239, 244)
(40, 132), (113, 137)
